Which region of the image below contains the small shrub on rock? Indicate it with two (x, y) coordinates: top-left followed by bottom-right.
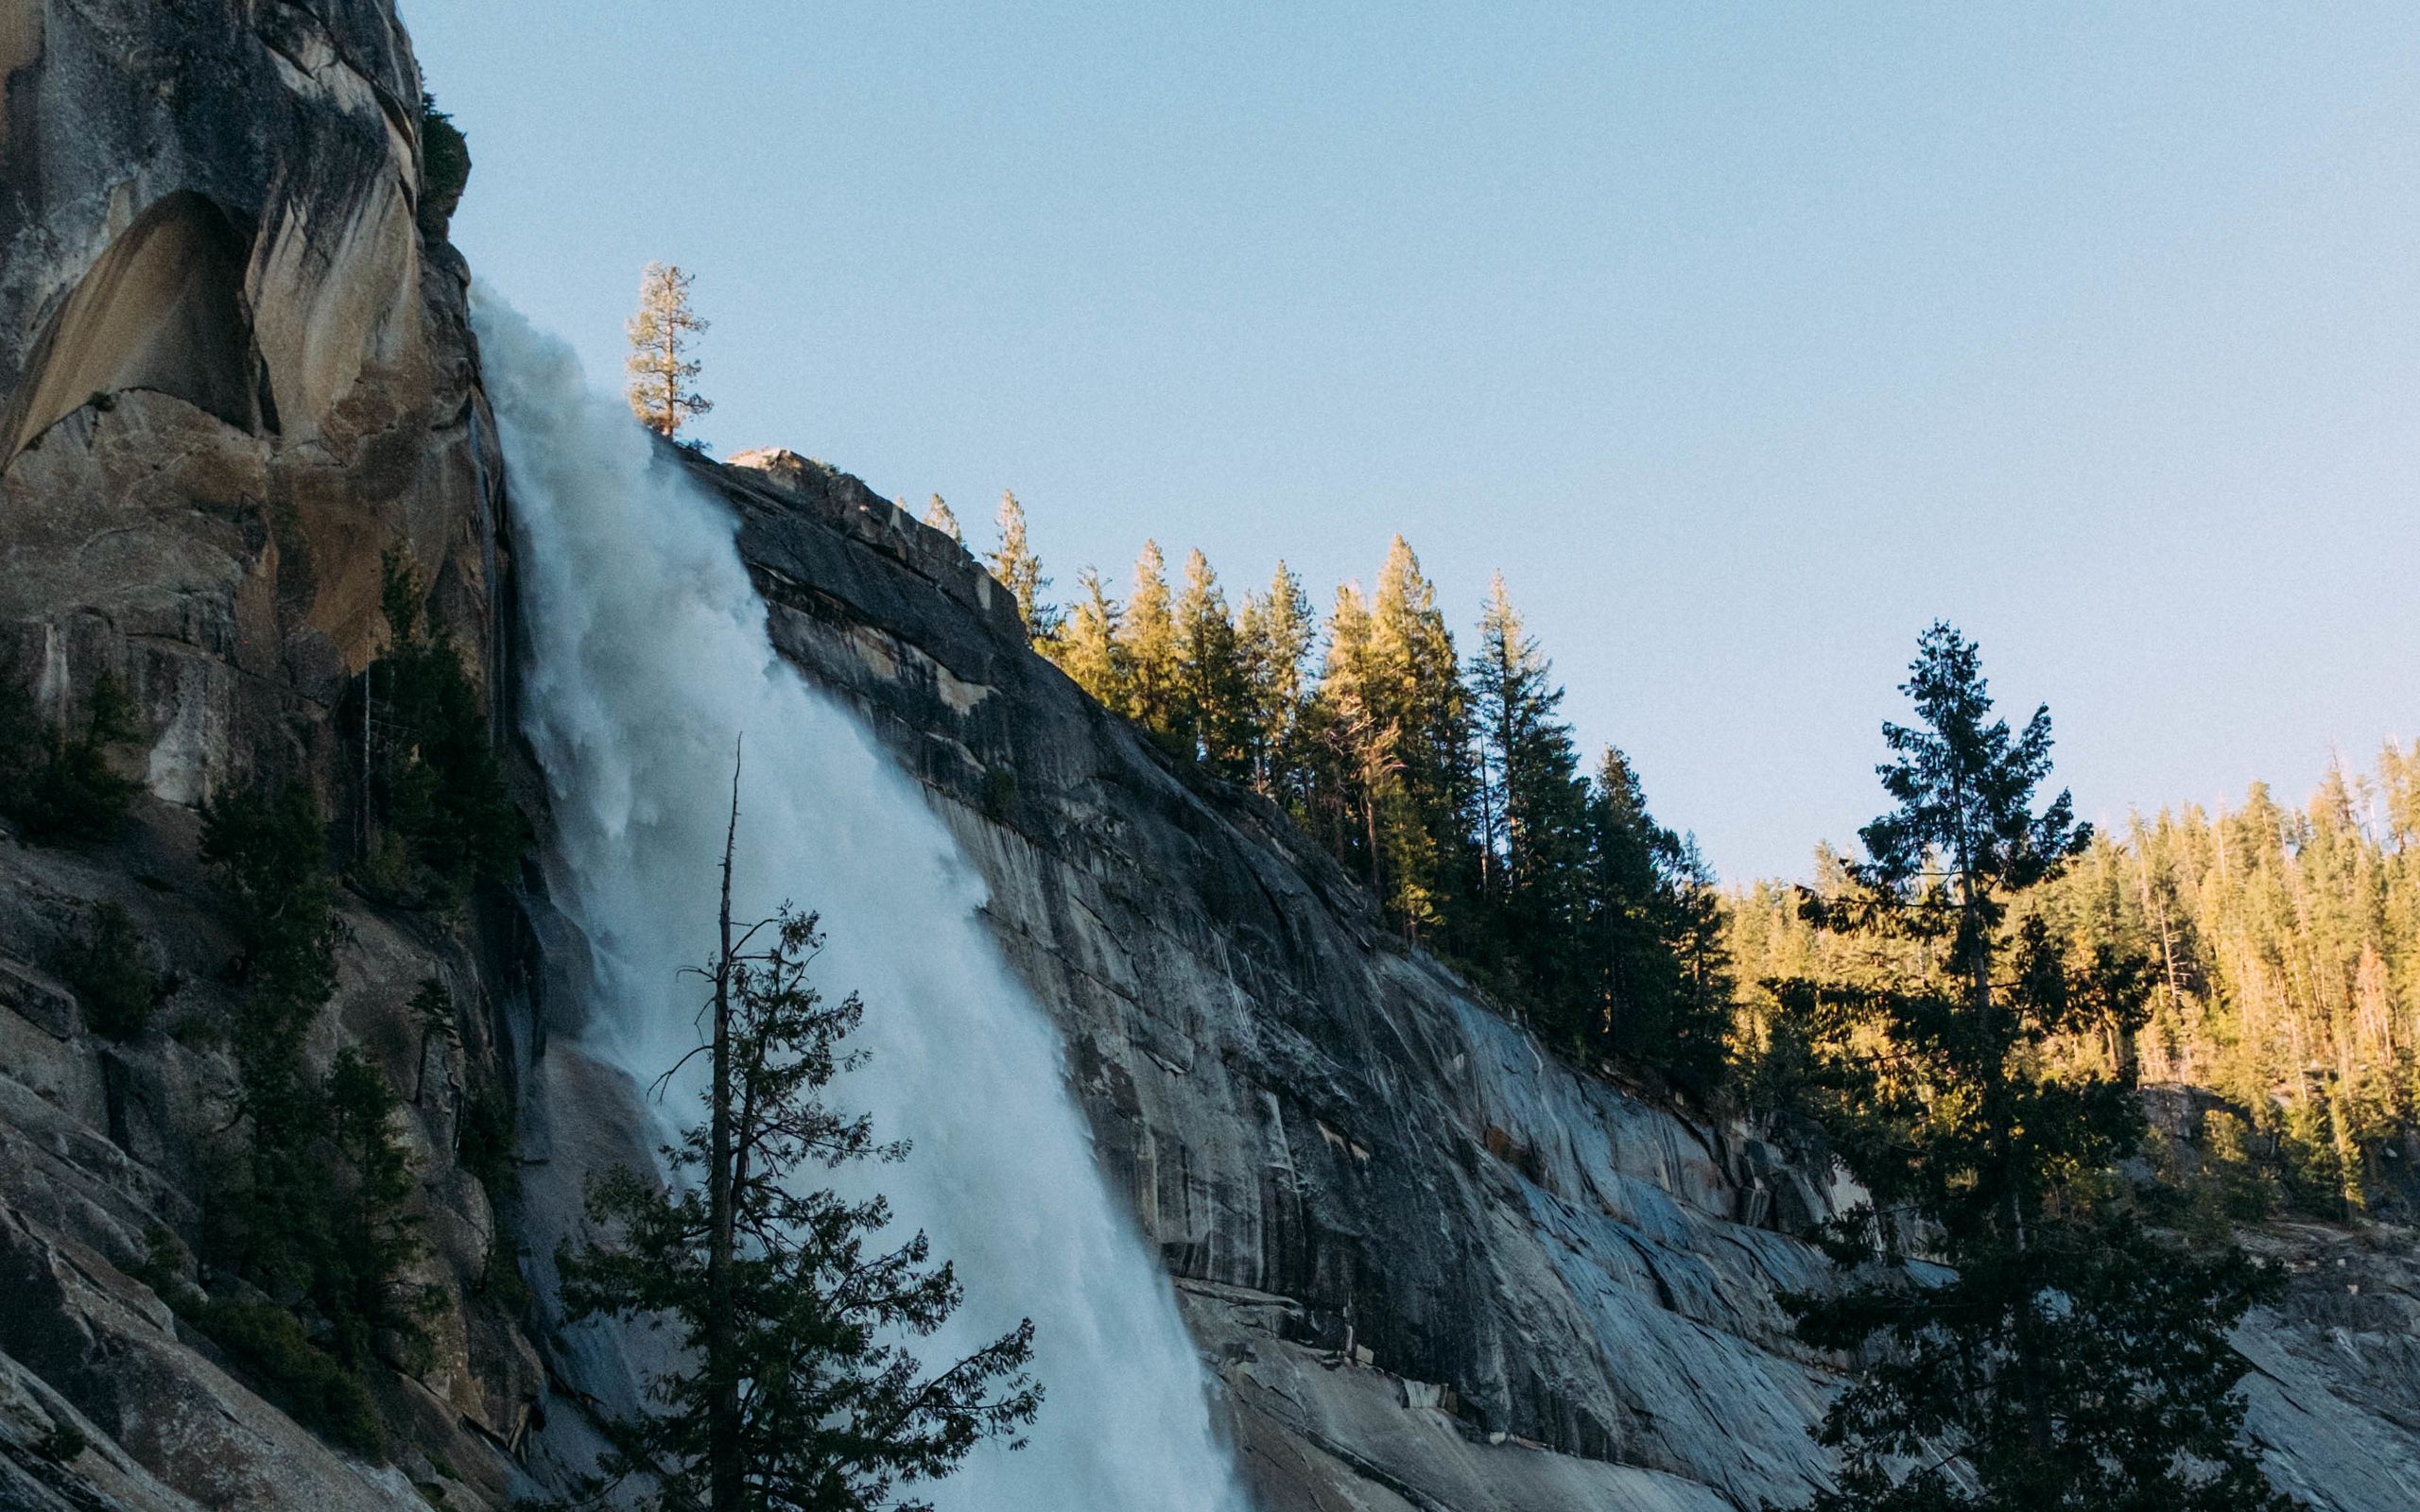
(0, 667), (145, 845)
(417, 93), (472, 235)
(191, 1295), (385, 1457)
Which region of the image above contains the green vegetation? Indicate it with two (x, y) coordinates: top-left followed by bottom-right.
(192, 785), (436, 1458)
(1760, 624), (2295, 1512)
(1011, 515), (1727, 1094)
(418, 92), (472, 233)
(0, 664), (144, 844)
(1736, 739), (2420, 1220)
(560, 807), (1038, 1512)
(363, 553), (527, 908)
(31, 1422), (88, 1464)
(193, 1294), (387, 1456)
(55, 899), (162, 1040)
(983, 490), (1056, 639)
(922, 493), (963, 543)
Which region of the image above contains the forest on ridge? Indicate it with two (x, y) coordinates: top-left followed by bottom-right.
(958, 495), (1733, 1097)
(959, 492), (2420, 1222)
(1735, 748), (2420, 1219)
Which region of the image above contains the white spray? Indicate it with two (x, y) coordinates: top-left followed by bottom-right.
(474, 291), (1253, 1512)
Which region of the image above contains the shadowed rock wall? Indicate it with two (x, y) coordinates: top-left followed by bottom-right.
(0, 5), (538, 1510)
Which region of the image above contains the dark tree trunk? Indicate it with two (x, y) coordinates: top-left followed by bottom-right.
(708, 746), (742, 1510)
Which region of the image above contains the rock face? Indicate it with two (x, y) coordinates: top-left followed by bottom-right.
(692, 447), (2420, 1512)
(5, 4), (2420, 1509)
(0, 0), (504, 779)
(0, 4), (536, 1510)
(699, 452), (1841, 1509)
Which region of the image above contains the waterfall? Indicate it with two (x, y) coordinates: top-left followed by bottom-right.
(472, 291), (1252, 1512)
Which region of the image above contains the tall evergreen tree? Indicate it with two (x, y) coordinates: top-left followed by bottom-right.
(562, 781), (1040, 1511)
(625, 263), (712, 442)
(1365, 537), (1472, 942)
(1657, 829), (1734, 1096)
(1046, 568), (1127, 713)
(1772, 623), (2296, 1512)
(1582, 747), (1685, 1063)
(1118, 541), (1183, 746)
(1307, 583), (1398, 898)
(984, 491), (1055, 639)
(1468, 576), (1590, 1008)
(1174, 549), (1250, 778)
(1237, 561), (1317, 807)
(923, 494), (962, 543)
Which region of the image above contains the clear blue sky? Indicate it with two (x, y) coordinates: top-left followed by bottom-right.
(405, 1), (2420, 884)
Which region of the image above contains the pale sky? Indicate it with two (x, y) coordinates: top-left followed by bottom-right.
(405, 1), (2420, 882)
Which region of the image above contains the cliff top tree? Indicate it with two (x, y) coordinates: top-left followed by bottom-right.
(923, 493), (962, 543)
(985, 491), (1055, 638)
(1237, 560), (1316, 801)
(1174, 548), (1249, 777)
(562, 766), (1040, 1511)
(626, 262), (712, 443)
(1775, 622), (2297, 1512)
(1047, 568), (1127, 712)
(1119, 540), (1181, 744)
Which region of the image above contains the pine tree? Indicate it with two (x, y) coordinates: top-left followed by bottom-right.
(1307, 583), (1398, 897)
(1237, 561), (1316, 805)
(985, 491), (1056, 638)
(1174, 549), (1250, 778)
(625, 263), (712, 442)
(562, 779), (1040, 1511)
(923, 494), (962, 543)
(1772, 623), (2297, 1512)
(1658, 830), (1734, 1097)
(365, 553), (526, 907)
(1118, 541), (1182, 746)
(1046, 569), (1127, 713)
(11, 667), (144, 843)
(1366, 536), (1471, 942)
(1468, 576), (1590, 1012)
(1583, 747), (1684, 1061)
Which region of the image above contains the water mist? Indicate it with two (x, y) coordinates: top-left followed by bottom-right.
(474, 291), (1253, 1512)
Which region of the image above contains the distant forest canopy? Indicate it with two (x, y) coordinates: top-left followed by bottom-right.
(1731, 744), (2420, 1219)
(962, 497), (2420, 1204)
(967, 496), (1732, 1096)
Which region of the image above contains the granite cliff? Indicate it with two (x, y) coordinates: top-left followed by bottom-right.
(3, 5), (2419, 1511)
(0, 3), (533, 1509)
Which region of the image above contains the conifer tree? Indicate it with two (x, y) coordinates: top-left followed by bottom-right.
(625, 263), (712, 442)
(1468, 576), (1590, 1008)
(1174, 549), (1250, 778)
(923, 494), (962, 543)
(1772, 623), (2297, 1512)
(1047, 569), (1128, 713)
(1237, 562), (1317, 805)
(1657, 830), (1734, 1095)
(1308, 584), (1398, 897)
(1366, 537), (1471, 942)
(1582, 747), (1685, 1061)
(984, 491), (1056, 638)
(10, 668), (144, 844)
(1118, 541), (1182, 746)
(562, 780), (1040, 1511)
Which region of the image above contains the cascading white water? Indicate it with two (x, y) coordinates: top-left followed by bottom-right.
(473, 290), (1253, 1512)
